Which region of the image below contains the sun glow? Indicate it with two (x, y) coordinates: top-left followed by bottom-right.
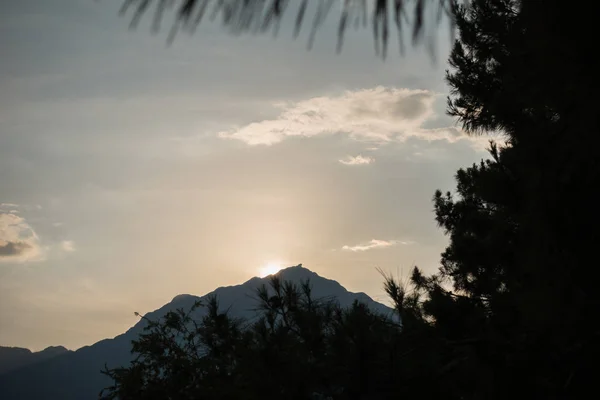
(259, 261), (283, 277)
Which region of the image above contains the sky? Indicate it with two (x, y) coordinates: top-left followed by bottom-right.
(0, 0), (491, 351)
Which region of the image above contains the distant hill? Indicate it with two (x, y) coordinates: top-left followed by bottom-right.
(0, 346), (71, 375)
(0, 265), (393, 400)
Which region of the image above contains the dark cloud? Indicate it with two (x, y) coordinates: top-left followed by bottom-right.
(0, 212), (42, 263)
(392, 92), (432, 120)
(0, 241), (32, 256)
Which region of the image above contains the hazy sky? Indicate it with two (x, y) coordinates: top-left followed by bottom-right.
(0, 0), (490, 351)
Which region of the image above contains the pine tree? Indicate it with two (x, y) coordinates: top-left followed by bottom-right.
(100, 276), (413, 399)
(404, 0), (600, 397)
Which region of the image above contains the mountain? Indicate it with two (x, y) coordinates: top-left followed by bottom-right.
(0, 265), (393, 400)
(0, 346), (70, 375)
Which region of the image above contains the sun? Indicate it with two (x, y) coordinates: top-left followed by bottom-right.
(259, 261), (283, 277)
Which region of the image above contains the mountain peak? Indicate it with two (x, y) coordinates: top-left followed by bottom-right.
(0, 265), (393, 400)
(171, 293), (198, 303)
(281, 263), (304, 270)
(275, 263), (319, 280)
(39, 346), (70, 355)
(168, 265), (309, 308)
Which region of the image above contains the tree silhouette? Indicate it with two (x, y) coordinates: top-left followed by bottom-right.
(407, 0), (600, 397)
(100, 275), (423, 399)
(113, 0), (461, 58)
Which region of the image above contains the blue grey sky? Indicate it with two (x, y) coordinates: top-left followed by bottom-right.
(0, 0), (490, 350)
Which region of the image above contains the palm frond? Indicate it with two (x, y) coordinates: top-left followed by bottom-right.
(112, 0), (462, 58)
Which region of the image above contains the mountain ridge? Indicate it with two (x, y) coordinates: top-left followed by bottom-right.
(0, 265), (393, 400)
(0, 346), (71, 375)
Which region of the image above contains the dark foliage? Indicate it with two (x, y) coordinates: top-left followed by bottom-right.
(100, 276), (424, 399)
(111, 0), (461, 58)
(438, 0), (600, 397)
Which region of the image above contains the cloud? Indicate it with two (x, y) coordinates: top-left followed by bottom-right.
(342, 239), (414, 252)
(0, 241), (32, 256)
(217, 87), (481, 148)
(0, 203), (19, 214)
(61, 240), (76, 253)
(0, 212), (44, 263)
(339, 155), (374, 165)
(60, 240), (75, 253)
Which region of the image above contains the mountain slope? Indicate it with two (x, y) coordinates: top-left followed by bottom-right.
(0, 346), (71, 375)
(0, 265), (392, 400)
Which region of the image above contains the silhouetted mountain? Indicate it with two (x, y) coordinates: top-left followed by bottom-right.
(0, 265), (393, 400)
(0, 346), (70, 375)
